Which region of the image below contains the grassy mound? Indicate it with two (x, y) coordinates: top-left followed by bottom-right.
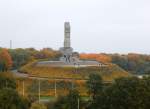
(19, 62), (129, 81)
(16, 62), (130, 97)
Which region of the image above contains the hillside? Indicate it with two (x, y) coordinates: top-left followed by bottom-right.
(19, 61), (130, 81)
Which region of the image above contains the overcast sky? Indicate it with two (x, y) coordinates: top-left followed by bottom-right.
(0, 0), (150, 54)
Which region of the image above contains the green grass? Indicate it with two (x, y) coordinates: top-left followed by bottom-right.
(40, 96), (56, 102)
(40, 96), (89, 102)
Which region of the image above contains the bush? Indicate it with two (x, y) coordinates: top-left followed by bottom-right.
(0, 88), (29, 109)
(30, 102), (47, 109)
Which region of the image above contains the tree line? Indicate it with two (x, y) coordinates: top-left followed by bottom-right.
(50, 74), (150, 109)
(80, 53), (150, 74)
(0, 47), (149, 74)
(0, 47), (61, 71)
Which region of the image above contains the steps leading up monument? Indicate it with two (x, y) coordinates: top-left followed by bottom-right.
(37, 22), (103, 67)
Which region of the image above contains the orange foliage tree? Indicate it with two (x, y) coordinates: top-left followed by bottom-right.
(80, 53), (111, 63)
(0, 48), (13, 71)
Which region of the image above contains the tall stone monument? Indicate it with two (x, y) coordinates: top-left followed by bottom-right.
(59, 22), (74, 63)
(64, 22), (71, 48)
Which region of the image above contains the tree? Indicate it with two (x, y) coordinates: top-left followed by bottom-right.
(0, 49), (12, 72)
(80, 53), (111, 63)
(0, 88), (29, 109)
(0, 72), (16, 89)
(96, 54), (112, 63)
(53, 89), (81, 109)
(111, 54), (150, 74)
(66, 90), (80, 109)
(86, 73), (103, 100)
(0, 72), (30, 109)
(92, 77), (150, 109)
(86, 74), (103, 109)
(9, 48), (31, 69)
(35, 48), (61, 60)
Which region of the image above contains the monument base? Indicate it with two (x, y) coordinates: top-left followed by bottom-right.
(37, 60), (103, 67)
(59, 47), (74, 63)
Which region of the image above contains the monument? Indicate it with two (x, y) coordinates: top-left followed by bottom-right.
(64, 22), (71, 48)
(37, 22), (103, 67)
(59, 22), (74, 63)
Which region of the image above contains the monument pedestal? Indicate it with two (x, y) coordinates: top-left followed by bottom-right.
(59, 47), (73, 63)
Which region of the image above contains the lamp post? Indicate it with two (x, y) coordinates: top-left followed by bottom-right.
(54, 79), (57, 97)
(78, 98), (80, 109)
(22, 81), (25, 97)
(38, 79), (41, 103)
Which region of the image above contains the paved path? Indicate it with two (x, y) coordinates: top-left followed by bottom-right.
(12, 70), (28, 78)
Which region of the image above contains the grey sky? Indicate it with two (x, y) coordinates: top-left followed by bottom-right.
(0, 0), (150, 54)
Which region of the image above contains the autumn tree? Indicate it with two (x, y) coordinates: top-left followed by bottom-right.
(80, 53), (111, 63)
(35, 48), (61, 60)
(96, 54), (112, 63)
(0, 49), (13, 72)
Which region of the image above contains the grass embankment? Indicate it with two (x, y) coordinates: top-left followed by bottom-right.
(19, 62), (129, 81)
(16, 62), (130, 97)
